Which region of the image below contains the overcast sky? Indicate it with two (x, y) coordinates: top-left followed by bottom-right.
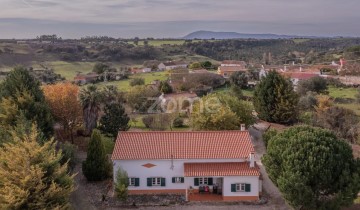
(0, 0), (359, 38)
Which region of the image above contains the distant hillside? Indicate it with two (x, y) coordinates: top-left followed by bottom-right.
(183, 30), (318, 40)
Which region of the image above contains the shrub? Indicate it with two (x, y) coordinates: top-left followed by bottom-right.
(59, 142), (77, 172)
(173, 117), (184, 128)
(263, 128), (278, 148)
(129, 78), (145, 86)
(115, 167), (129, 201)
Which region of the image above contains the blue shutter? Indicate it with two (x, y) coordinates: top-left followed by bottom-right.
(245, 184), (251, 192)
(172, 177), (176, 183)
(135, 178), (140, 187)
(208, 178), (213, 185)
(231, 184), (236, 192)
(147, 178), (152, 186)
(161, 178), (166, 186)
(194, 178), (199, 186)
(181, 177), (185, 183)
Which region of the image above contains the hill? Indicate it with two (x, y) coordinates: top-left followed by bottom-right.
(183, 30), (318, 40)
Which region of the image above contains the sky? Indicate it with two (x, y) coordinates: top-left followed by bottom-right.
(0, 0), (359, 39)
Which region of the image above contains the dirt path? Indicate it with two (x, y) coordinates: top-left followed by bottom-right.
(70, 151), (98, 210)
(248, 124), (290, 210)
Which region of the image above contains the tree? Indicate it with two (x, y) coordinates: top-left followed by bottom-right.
(142, 114), (172, 131)
(297, 76), (328, 96)
(158, 80), (173, 94)
(115, 167), (129, 201)
(0, 67), (53, 138)
(201, 61), (213, 70)
(314, 106), (360, 144)
(79, 85), (103, 135)
(101, 85), (125, 104)
(43, 83), (83, 143)
(93, 62), (110, 74)
(262, 128), (278, 148)
(99, 103), (130, 139)
(253, 70), (299, 124)
(262, 126), (360, 210)
(129, 78), (145, 86)
(82, 130), (111, 181)
(126, 85), (160, 113)
(0, 126), (75, 209)
(230, 71), (248, 89)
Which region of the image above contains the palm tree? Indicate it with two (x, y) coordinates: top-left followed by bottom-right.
(79, 85), (102, 135)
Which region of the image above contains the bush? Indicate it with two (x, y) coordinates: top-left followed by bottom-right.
(59, 142), (77, 172)
(173, 117), (184, 128)
(263, 128), (278, 148)
(82, 130), (112, 181)
(115, 167), (129, 201)
(298, 92), (318, 111)
(129, 78), (145, 86)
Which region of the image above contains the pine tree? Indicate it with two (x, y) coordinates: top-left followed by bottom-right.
(0, 126), (75, 209)
(253, 70), (299, 124)
(99, 102), (130, 139)
(82, 130), (111, 181)
(0, 67), (53, 138)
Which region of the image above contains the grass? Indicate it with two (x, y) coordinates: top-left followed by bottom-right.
(214, 86), (255, 97)
(336, 103), (360, 116)
(45, 61), (95, 80)
(92, 71), (169, 91)
(328, 86), (358, 99)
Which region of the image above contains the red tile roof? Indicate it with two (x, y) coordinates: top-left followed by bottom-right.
(184, 162), (260, 177)
(284, 72), (319, 80)
(218, 66), (247, 72)
(112, 131), (254, 160)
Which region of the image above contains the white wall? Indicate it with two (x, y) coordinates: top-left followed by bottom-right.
(113, 158), (250, 191)
(222, 176), (260, 197)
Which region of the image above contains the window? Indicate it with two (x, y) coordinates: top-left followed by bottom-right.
(236, 183), (246, 192)
(172, 177), (184, 183)
(129, 178), (136, 186)
(147, 177), (165, 187)
(128, 178), (140, 187)
(199, 177), (208, 185)
(152, 177), (161, 186)
(231, 183), (251, 192)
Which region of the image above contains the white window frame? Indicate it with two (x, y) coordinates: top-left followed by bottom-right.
(128, 177), (136, 186)
(199, 177), (208, 185)
(174, 177), (182, 183)
(236, 183), (246, 192)
(152, 177), (161, 186)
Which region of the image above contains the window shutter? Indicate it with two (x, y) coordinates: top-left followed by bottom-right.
(208, 178), (213, 185)
(245, 184), (251, 192)
(194, 178), (199, 186)
(147, 178), (152, 187)
(172, 177), (175, 183)
(161, 178), (166, 186)
(231, 184), (236, 192)
(181, 177), (185, 183)
(135, 178), (140, 187)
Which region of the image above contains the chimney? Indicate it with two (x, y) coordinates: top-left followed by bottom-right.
(240, 124), (246, 131)
(249, 152), (255, 168)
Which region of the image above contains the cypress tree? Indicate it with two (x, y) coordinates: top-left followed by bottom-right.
(82, 130), (111, 181)
(253, 70), (299, 124)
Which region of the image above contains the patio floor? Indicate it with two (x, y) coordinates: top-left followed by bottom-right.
(188, 193), (223, 201)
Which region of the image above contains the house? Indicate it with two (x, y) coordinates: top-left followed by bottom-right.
(111, 131), (262, 201)
(73, 73), (98, 84)
(161, 61), (188, 70)
(282, 72), (320, 86)
(131, 67), (152, 74)
(218, 66), (247, 78)
(220, 60), (247, 67)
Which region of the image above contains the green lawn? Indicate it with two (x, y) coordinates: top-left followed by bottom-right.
(92, 71), (169, 91)
(214, 86), (255, 97)
(328, 86), (358, 99)
(46, 61), (95, 80)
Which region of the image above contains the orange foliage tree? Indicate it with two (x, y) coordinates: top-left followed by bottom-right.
(43, 83), (83, 143)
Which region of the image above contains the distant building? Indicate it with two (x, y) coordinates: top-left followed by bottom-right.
(218, 60), (247, 78)
(131, 67), (152, 74)
(161, 61), (188, 70)
(74, 73), (99, 84)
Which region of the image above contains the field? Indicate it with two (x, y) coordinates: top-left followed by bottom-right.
(43, 61), (95, 80)
(214, 86), (255, 97)
(328, 86), (358, 99)
(91, 71), (169, 91)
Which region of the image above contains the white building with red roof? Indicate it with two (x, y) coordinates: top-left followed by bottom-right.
(111, 130), (262, 201)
